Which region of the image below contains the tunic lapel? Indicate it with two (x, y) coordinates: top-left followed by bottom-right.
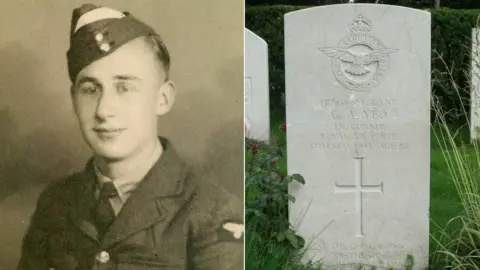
(68, 158), (101, 243)
(101, 138), (189, 247)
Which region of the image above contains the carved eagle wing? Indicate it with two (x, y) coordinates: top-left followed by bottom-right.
(318, 47), (356, 63)
(362, 48), (398, 65)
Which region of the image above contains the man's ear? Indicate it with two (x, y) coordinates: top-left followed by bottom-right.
(156, 80), (176, 116)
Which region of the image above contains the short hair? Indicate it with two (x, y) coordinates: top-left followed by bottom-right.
(142, 34), (171, 80)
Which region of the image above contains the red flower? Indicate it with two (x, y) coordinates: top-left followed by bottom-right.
(282, 123), (287, 132)
(272, 159), (277, 164)
(278, 172), (284, 180)
(252, 145), (258, 153)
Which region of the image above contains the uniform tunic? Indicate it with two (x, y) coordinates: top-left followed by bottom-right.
(17, 137), (244, 270)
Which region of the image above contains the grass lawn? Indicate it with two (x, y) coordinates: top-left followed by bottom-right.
(245, 112), (471, 269)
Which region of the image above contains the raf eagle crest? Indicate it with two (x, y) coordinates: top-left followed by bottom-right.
(318, 14), (398, 92)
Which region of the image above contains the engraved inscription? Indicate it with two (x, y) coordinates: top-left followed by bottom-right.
(319, 98), (396, 107)
(309, 98), (409, 153)
(316, 243), (405, 251)
(331, 107), (388, 120)
(334, 154), (383, 237)
(322, 262), (404, 269)
(318, 14), (398, 92)
(315, 243), (406, 268)
(244, 77), (252, 105)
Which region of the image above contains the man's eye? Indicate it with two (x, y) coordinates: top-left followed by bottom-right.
(78, 84), (99, 94)
(117, 83), (136, 93)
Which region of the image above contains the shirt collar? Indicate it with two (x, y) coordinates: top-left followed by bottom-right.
(93, 139), (162, 202)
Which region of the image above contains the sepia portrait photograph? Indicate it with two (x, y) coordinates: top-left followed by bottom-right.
(0, 0), (244, 269)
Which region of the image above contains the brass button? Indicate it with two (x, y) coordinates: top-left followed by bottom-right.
(99, 43), (111, 52)
(96, 250), (110, 263)
(95, 33), (103, 41)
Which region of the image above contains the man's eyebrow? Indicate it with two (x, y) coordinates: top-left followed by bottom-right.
(75, 76), (99, 86)
(114, 75), (140, 81)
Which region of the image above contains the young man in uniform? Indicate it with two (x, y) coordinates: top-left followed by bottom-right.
(17, 3), (244, 269)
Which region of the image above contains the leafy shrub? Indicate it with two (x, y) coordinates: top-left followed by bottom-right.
(245, 137), (306, 249)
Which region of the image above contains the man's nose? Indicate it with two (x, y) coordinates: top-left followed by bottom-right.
(95, 90), (118, 120)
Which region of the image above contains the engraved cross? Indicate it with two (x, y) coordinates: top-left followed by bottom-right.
(334, 152), (383, 237)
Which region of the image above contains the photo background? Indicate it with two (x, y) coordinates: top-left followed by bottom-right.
(0, 0), (244, 267)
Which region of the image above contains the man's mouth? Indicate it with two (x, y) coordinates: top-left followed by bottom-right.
(93, 127), (125, 138)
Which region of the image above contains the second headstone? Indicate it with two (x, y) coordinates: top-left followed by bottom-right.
(285, 4), (431, 269)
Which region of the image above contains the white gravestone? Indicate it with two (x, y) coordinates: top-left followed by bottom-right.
(285, 5), (431, 269)
(471, 28), (480, 142)
(245, 28), (270, 143)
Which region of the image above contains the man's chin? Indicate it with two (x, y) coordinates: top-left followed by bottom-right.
(89, 142), (130, 161)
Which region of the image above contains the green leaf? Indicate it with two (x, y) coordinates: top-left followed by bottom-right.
(253, 210), (268, 220)
(276, 231), (285, 242)
(284, 231), (299, 248)
(291, 174), (306, 184)
(286, 175), (294, 183)
(297, 236), (305, 249)
(270, 193), (280, 201)
(286, 194), (296, 203)
(253, 167), (263, 173)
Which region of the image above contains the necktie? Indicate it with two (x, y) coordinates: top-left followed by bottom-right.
(95, 181), (118, 236)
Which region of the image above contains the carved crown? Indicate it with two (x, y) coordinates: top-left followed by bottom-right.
(349, 14), (372, 34)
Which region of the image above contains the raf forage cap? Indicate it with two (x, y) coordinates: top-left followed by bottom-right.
(66, 3), (161, 82)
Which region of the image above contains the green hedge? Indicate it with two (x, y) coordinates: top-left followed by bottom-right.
(246, 6), (480, 122)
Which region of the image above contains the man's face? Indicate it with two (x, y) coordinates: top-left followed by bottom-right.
(71, 37), (174, 161)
